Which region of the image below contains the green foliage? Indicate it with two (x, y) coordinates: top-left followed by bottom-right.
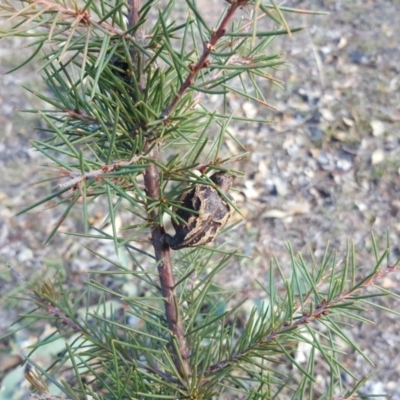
(5, 240), (399, 399)
(0, 1), (398, 399)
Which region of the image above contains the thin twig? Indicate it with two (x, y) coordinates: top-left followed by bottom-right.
(192, 7), (283, 107)
(30, 0), (134, 39)
(160, 0), (249, 119)
(43, 156), (141, 190)
(30, 394), (72, 400)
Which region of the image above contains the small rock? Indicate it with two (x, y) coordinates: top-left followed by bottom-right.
(391, 200), (400, 211)
(262, 209), (288, 219)
(264, 179), (277, 196)
(380, 277), (396, 289)
(371, 149), (385, 165)
(284, 201), (311, 215)
(17, 247), (33, 263)
(336, 36), (348, 49)
(306, 126), (324, 142)
(342, 117), (354, 127)
(295, 333), (315, 363)
(336, 157), (353, 172)
(0, 191), (7, 202)
(320, 108), (335, 122)
(318, 153), (331, 167)
(336, 149), (355, 171)
(332, 131), (348, 142)
(349, 49), (372, 65)
(242, 101), (257, 119)
(354, 201), (367, 212)
(273, 177), (288, 196)
(242, 180), (259, 200)
(370, 120), (385, 137)
(315, 150), (334, 171)
(309, 148), (320, 158)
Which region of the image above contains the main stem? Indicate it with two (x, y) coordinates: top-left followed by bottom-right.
(127, 0), (190, 377)
(143, 147), (191, 377)
(127, 0), (145, 91)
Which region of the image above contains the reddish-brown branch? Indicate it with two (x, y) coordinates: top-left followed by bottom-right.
(30, 394), (72, 400)
(127, 0), (145, 91)
(31, 0), (135, 39)
(205, 263), (400, 375)
(44, 156), (140, 190)
(28, 279), (179, 383)
(160, 1), (247, 119)
(126, 0), (190, 376)
(127, 0), (140, 28)
(143, 146), (191, 377)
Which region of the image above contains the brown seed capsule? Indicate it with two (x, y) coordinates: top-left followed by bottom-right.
(162, 172), (234, 250)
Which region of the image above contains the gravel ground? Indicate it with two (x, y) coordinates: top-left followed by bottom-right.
(1, 1), (400, 398)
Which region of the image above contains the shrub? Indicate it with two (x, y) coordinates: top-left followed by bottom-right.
(0, 1), (398, 399)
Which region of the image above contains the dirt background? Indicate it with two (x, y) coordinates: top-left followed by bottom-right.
(1, 0), (400, 398)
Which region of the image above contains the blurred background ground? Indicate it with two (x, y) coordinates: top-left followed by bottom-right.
(1, 0), (400, 398)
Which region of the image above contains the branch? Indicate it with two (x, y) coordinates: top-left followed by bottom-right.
(192, 7), (283, 109)
(44, 156), (141, 190)
(8, 262), (179, 385)
(205, 263), (400, 375)
(143, 145), (191, 377)
(29, 0), (135, 39)
(127, 0), (145, 91)
(30, 394), (72, 400)
(160, 0), (249, 119)
(125, 0), (191, 377)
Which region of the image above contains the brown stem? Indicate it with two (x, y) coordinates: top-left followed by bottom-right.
(33, 0), (133, 38)
(127, 0), (141, 28)
(126, 0), (190, 378)
(127, 0), (145, 92)
(160, 1), (247, 119)
(143, 146), (191, 377)
(205, 263), (400, 376)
